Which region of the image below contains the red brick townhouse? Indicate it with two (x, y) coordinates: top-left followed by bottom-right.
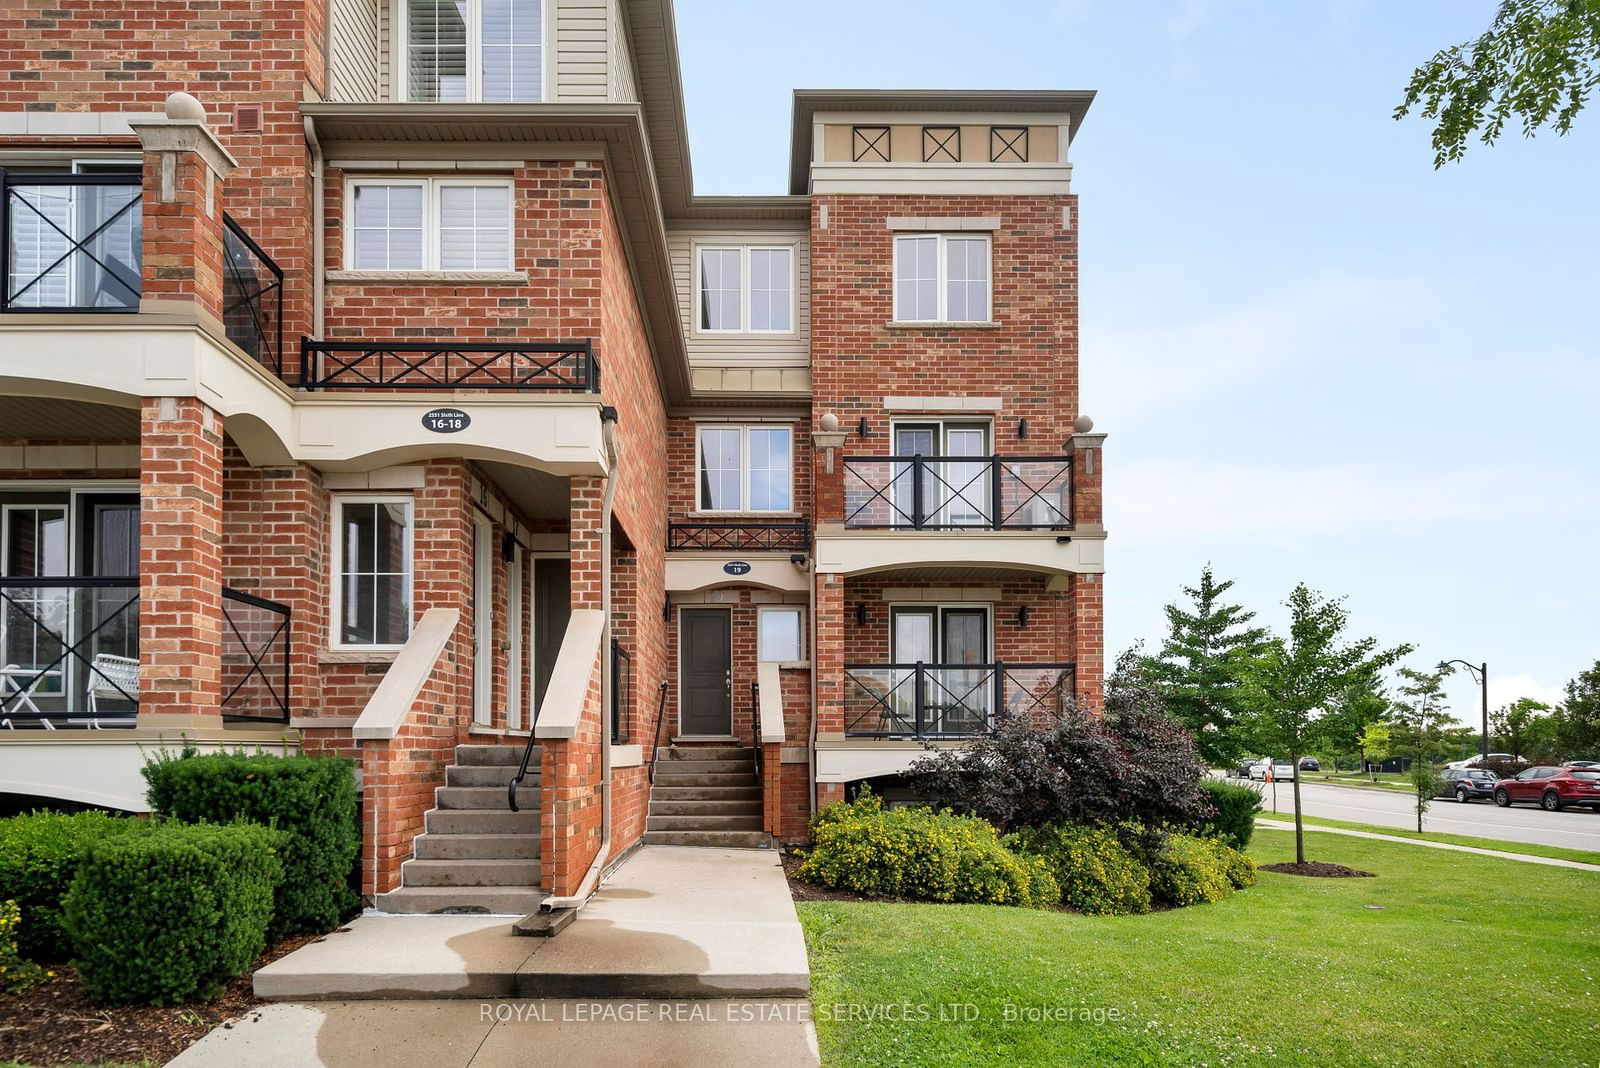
(0, 0), (1104, 914)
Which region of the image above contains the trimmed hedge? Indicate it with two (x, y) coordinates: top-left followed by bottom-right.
(0, 811), (156, 961)
(799, 791), (1058, 908)
(143, 751), (357, 938)
(63, 823), (282, 1005)
(1006, 824), (1153, 915)
(1199, 780), (1264, 849)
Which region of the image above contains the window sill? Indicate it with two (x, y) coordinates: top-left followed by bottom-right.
(885, 320), (1001, 330)
(326, 270), (528, 285)
(320, 648), (401, 665)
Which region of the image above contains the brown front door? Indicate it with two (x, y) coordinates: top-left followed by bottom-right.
(531, 559), (570, 724)
(679, 608), (731, 736)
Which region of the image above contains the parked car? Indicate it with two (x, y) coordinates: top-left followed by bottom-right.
(1233, 759), (1260, 779)
(1561, 760), (1600, 770)
(1249, 759), (1296, 783)
(1438, 766), (1498, 802)
(1493, 767), (1600, 812)
(1298, 757), (1320, 772)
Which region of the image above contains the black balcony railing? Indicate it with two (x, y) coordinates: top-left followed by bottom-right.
(667, 520), (810, 552)
(1, 171), (143, 313)
(0, 577), (139, 728)
(843, 662), (1075, 738)
(299, 339), (599, 392)
(220, 587), (291, 724)
(842, 455), (1073, 530)
(222, 213), (284, 374)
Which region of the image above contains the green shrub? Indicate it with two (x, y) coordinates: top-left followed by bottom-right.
(1199, 780), (1264, 848)
(1216, 840), (1258, 889)
(63, 823), (282, 1005)
(798, 791), (1056, 908)
(1005, 824), (1153, 915)
(1145, 831), (1234, 907)
(1, 899), (46, 993)
(143, 751), (357, 938)
(0, 810), (156, 961)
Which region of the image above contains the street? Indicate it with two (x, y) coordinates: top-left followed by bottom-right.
(1254, 778), (1600, 853)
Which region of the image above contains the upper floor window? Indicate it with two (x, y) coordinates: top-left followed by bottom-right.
(893, 233), (991, 323)
(696, 425), (793, 513)
(347, 178), (513, 271)
(695, 245), (794, 334)
(404, 0), (544, 102)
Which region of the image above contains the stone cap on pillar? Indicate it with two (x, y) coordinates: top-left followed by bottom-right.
(128, 92), (239, 192)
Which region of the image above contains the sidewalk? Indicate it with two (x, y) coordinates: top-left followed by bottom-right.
(1256, 819), (1600, 872)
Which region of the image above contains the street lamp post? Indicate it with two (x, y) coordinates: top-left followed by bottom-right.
(1441, 659), (1488, 762)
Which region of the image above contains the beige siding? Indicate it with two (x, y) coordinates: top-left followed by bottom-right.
(377, 0), (392, 100)
(555, 0), (609, 101)
(669, 228), (811, 368)
(606, 0), (637, 102)
(330, 0), (381, 102)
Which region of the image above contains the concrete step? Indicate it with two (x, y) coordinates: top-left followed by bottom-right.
(372, 885), (543, 916)
(651, 772), (759, 789)
(454, 744), (528, 766)
(648, 798), (765, 817)
(436, 784), (539, 810)
(659, 758), (756, 775)
(649, 785), (761, 801)
(402, 858), (541, 887)
(425, 807), (540, 835)
(412, 832), (538, 860)
(661, 746), (754, 761)
(645, 814), (762, 832)
(445, 763), (539, 787)
(640, 830), (771, 848)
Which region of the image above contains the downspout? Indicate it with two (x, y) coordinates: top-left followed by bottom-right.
(541, 405), (620, 910)
(302, 116), (325, 339)
(807, 558), (818, 819)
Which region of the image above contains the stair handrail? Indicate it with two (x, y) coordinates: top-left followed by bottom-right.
(751, 681), (762, 778)
(508, 726), (537, 812)
(646, 681), (669, 783)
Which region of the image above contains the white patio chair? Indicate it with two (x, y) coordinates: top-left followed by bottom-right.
(87, 653), (139, 715)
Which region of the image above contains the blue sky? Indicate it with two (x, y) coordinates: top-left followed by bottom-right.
(673, 0), (1600, 726)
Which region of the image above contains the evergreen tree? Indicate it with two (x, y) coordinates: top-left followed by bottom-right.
(1145, 564), (1270, 766)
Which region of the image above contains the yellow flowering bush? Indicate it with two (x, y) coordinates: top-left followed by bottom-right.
(1005, 824), (1154, 915)
(0, 898), (45, 993)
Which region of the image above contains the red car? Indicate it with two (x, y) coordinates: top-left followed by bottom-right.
(1493, 766), (1600, 812)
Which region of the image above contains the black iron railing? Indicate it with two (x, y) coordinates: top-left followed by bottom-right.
(667, 521), (810, 552)
(843, 662), (1075, 738)
(221, 214), (284, 374)
(647, 681), (669, 783)
(751, 681), (762, 778)
(0, 577), (139, 728)
(610, 638), (632, 745)
(1, 171), (143, 312)
(220, 587), (291, 723)
(299, 339), (599, 392)
(842, 455), (1073, 530)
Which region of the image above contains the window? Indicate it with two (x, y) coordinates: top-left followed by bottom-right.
(758, 606), (803, 663)
(348, 179), (512, 271)
(893, 233), (991, 323)
(695, 245), (794, 333)
(332, 497), (413, 648)
(406, 0), (543, 102)
(696, 425), (793, 513)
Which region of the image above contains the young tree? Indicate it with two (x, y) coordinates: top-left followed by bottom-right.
(1359, 722), (1392, 778)
(1491, 697), (1551, 760)
(1318, 674), (1391, 770)
(1396, 0), (1600, 167)
(1242, 585), (1413, 864)
(1392, 665), (1453, 831)
(1143, 564), (1271, 767)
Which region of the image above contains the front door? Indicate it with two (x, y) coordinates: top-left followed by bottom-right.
(679, 607), (731, 736)
(471, 515), (492, 726)
(531, 558), (571, 725)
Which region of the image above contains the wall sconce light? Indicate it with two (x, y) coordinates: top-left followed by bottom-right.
(1016, 605), (1030, 628)
(663, 597), (672, 622)
(856, 603), (868, 626)
(1018, 418), (1028, 440)
(501, 532), (516, 563)
(858, 416), (869, 438)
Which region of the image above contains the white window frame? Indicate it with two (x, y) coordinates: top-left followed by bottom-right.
(329, 494), (415, 651)
(693, 424), (796, 515)
(395, 0), (550, 104)
(344, 177), (515, 272)
(692, 243), (798, 336)
(892, 233), (993, 323)
(757, 605), (805, 665)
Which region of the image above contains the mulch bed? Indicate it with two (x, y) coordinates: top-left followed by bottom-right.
(0, 932), (319, 1067)
(1260, 861), (1376, 879)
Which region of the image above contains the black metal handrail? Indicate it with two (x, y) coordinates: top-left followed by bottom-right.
(0, 576), (139, 728)
(220, 587), (291, 723)
(842, 454), (1072, 530)
(221, 213), (284, 374)
(1, 171), (143, 312)
(667, 520), (810, 552)
(647, 681), (669, 783)
(300, 338), (599, 392)
(610, 638), (632, 745)
(842, 661), (1075, 738)
(751, 682), (762, 778)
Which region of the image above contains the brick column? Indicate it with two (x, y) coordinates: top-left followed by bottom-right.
(811, 423), (848, 524)
(1071, 430), (1106, 528)
(1070, 573), (1104, 714)
(138, 397), (225, 728)
(130, 95), (237, 325)
(814, 573), (845, 738)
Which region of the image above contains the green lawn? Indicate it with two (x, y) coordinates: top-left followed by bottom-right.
(798, 828), (1600, 1066)
(1255, 810), (1600, 866)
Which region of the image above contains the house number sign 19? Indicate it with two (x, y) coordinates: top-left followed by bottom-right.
(723, 561), (752, 576)
(421, 408), (471, 434)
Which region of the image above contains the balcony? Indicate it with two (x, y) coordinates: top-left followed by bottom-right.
(667, 520), (810, 552)
(298, 340), (600, 392)
(842, 455), (1072, 530)
(1, 171), (142, 313)
(222, 213), (284, 374)
(0, 580), (290, 729)
(843, 661), (1075, 739)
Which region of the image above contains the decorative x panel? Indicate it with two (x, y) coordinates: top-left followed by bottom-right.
(990, 126), (1029, 163)
(852, 125), (890, 162)
(922, 126), (960, 162)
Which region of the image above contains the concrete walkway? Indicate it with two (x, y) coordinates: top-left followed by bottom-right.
(1257, 819), (1600, 871)
(253, 846), (811, 1000)
(169, 998), (819, 1067)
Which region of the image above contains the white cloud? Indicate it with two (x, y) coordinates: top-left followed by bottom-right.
(1485, 673), (1565, 711)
